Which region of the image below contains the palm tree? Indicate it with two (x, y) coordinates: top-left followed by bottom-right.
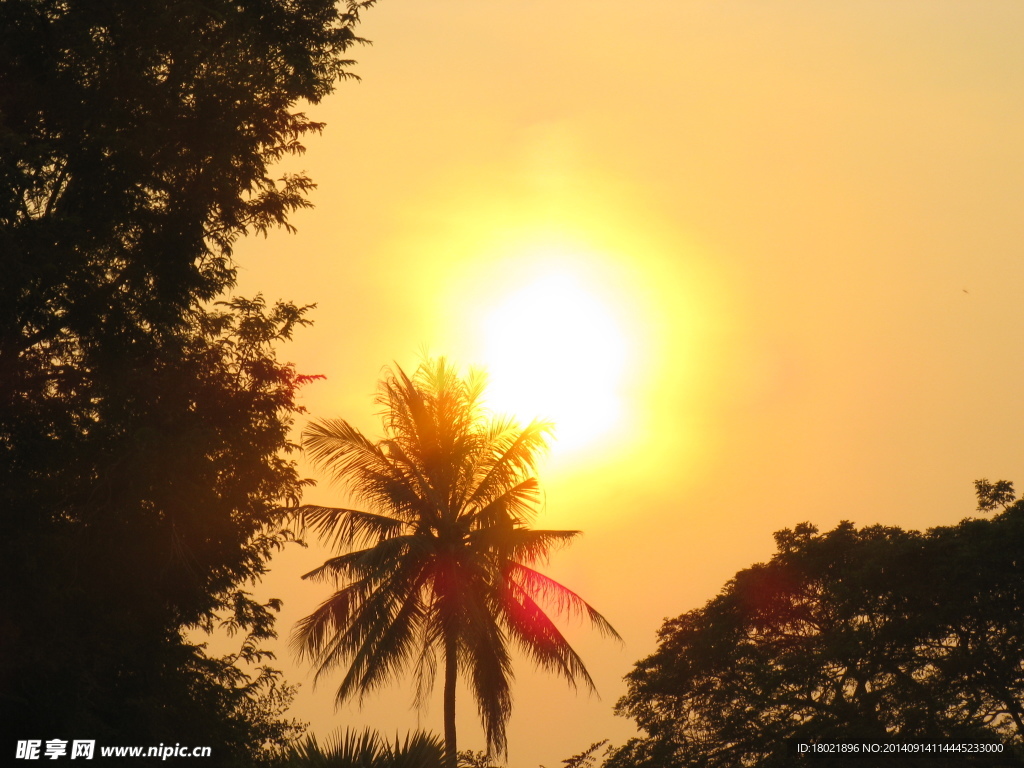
(291, 358), (620, 767)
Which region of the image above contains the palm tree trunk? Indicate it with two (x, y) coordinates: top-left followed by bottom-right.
(444, 630), (458, 768)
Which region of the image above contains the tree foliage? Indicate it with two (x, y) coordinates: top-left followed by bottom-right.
(545, 739), (611, 768)
(276, 728), (445, 768)
(456, 749), (502, 768)
(1, 295), (316, 757)
(291, 359), (621, 766)
(607, 486), (1024, 768)
(1, 0), (371, 759)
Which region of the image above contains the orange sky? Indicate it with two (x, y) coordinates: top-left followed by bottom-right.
(230, 2), (1024, 764)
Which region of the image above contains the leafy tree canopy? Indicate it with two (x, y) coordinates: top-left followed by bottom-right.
(607, 483), (1024, 768)
(1, 0), (371, 760)
(1, 0), (371, 350)
(2, 295), (316, 758)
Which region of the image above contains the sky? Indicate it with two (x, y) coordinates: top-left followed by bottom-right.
(229, 2), (1024, 764)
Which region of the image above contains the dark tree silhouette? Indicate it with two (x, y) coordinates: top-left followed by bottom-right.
(1, 0), (372, 759)
(278, 728), (446, 768)
(607, 486), (1024, 768)
(292, 359), (620, 767)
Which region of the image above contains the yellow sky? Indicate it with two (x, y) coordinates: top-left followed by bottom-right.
(231, 2), (1024, 764)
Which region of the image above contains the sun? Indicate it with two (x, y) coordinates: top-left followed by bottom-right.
(479, 270), (629, 455)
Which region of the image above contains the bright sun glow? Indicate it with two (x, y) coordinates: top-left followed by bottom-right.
(480, 270), (629, 454)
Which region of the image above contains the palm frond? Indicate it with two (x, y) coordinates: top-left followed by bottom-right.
(291, 581), (369, 666)
(334, 561), (433, 703)
(506, 562), (622, 643)
(279, 728), (444, 768)
(412, 629), (440, 710)
(388, 730), (447, 768)
(292, 538), (429, 668)
(278, 731), (376, 767)
(379, 364), (436, 451)
(292, 504), (408, 551)
(469, 478), (543, 528)
(380, 437), (447, 523)
(507, 529), (581, 563)
(501, 577), (597, 693)
(470, 527), (580, 565)
(302, 418), (426, 518)
(299, 534), (415, 582)
(459, 594), (514, 756)
(467, 419), (552, 514)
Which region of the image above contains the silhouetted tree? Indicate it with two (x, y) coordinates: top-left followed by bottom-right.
(1, 0), (371, 759)
(292, 359), (621, 767)
(456, 749), (502, 768)
(2, 295), (318, 758)
(544, 739), (610, 768)
(607, 486), (1024, 768)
